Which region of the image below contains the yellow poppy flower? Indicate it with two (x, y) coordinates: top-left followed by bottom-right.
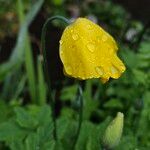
(59, 18), (125, 83)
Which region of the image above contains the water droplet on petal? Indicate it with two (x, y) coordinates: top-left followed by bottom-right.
(97, 36), (102, 43)
(111, 65), (119, 75)
(72, 34), (79, 40)
(60, 50), (63, 55)
(66, 65), (73, 75)
(95, 66), (104, 76)
(59, 40), (63, 45)
(120, 65), (125, 72)
(87, 43), (95, 52)
(102, 35), (108, 42)
(87, 24), (92, 29)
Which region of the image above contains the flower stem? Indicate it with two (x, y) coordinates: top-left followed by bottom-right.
(41, 16), (70, 140)
(72, 84), (83, 149)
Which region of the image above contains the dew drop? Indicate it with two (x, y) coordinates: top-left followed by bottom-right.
(60, 50), (63, 55)
(111, 65), (119, 75)
(59, 40), (63, 45)
(66, 65), (73, 74)
(87, 24), (92, 29)
(87, 43), (95, 52)
(102, 34), (108, 42)
(97, 37), (101, 43)
(120, 65), (125, 72)
(72, 34), (79, 40)
(95, 66), (104, 76)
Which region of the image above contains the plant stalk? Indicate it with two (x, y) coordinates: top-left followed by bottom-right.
(72, 84), (83, 149)
(41, 16), (70, 140)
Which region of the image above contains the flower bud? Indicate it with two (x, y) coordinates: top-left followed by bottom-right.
(102, 112), (124, 149)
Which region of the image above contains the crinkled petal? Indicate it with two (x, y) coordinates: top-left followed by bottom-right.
(59, 18), (126, 82)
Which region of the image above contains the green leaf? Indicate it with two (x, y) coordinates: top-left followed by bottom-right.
(43, 140), (55, 150)
(104, 99), (123, 109)
(25, 133), (38, 150)
(86, 132), (101, 150)
(0, 121), (27, 141)
(9, 140), (25, 150)
(57, 117), (70, 140)
(36, 105), (52, 126)
(14, 107), (38, 129)
(75, 121), (94, 150)
(36, 124), (53, 146)
(116, 135), (137, 150)
(75, 120), (108, 150)
(60, 85), (78, 101)
(59, 119), (77, 150)
(121, 49), (139, 69)
(0, 101), (13, 123)
(132, 69), (147, 85)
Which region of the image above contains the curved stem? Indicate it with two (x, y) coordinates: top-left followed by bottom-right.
(41, 16), (70, 140)
(72, 84), (83, 149)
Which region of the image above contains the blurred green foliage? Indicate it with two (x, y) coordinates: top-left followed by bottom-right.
(0, 0), (150, 149)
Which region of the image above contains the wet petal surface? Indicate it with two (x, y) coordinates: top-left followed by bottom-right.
(59, 18), (126, 82)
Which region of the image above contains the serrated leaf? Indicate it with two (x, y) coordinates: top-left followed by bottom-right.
(14, 107), (38, 129)
(36, 123), (53, 146)
(57, 117), (70, 140)
(37, 105), (52, 126)
(25, 133), (38, 150)
(43, 140), (55, 150)
(0, 121), (27, 141)
(9, 140), (25, 150)
(132, 69), (147, 84)
(60, 120), (77, 150)
(121, 49), (139, 69)
(0, 101), (13, 123)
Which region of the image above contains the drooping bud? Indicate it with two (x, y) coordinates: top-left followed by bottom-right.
(102, 112), (124, 149)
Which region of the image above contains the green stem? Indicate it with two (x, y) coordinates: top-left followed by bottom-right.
(72, 84), (83, 149)
(41, 16), (70, 140)
(17, 0), (37, 103)
(17, 0), (24, 24)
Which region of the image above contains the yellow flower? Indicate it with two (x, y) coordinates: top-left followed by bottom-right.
(59, 18), (125, 83)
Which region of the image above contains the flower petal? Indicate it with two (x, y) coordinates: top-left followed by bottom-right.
(59, 18), (126, 82)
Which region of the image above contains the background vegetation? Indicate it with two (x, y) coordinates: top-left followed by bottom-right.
(0, 0), (150, 149)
